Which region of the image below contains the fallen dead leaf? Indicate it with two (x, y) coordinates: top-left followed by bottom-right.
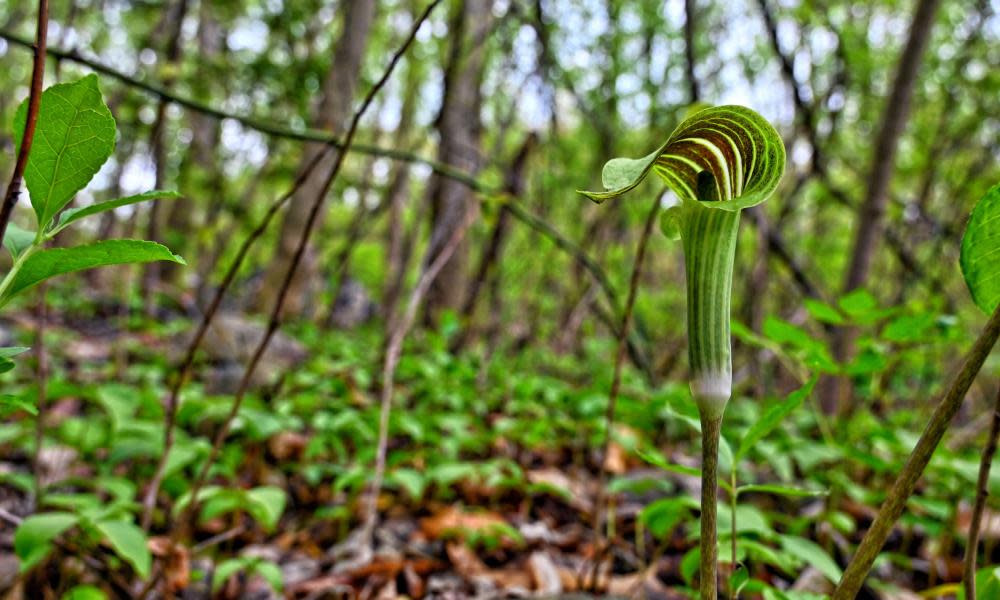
(421, 506), (511, 542)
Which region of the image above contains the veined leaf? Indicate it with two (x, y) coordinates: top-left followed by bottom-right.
(51, 190), (182, 235)
(960, 183), (1000, 314)
(736, 483), (828, 498)
(0, 347), (30, 376)
(0, 394), (36, 416)
(14, 512), (79, 572)
(13, 75), (116, 229)
(736, 376), (817, 460)
(580, 105), (785, 211)
(93, 519), (151, 578)
(0, 240), (185, 304)
(3, 223), (36, 258)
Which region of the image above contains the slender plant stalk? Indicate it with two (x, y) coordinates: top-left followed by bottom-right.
(730, 467), (738, 599)
(700, 413), (723, 599)
(169, 0), (443, 548)
(586, 193), (662, 591)
(363, 206), (477, 541)
(962, 384), (1000, 599)
(139, 141), (331, 529)
(0, 0), (47, 243)
(833, 302), (1000, 599)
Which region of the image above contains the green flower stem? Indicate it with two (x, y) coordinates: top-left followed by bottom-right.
(680, 200), (740, 419)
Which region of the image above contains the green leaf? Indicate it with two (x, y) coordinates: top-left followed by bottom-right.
(253, 560), (284, 593)
(803, 299), (845, 325)
(212, 558), (246, 592)
(0, 347), (30, 375)
(639, 497), (693, 538)
(3, 223), (36, 259)
(736, 483), (828, 498)
(51, 190), (182, 235)
(0, 347), (30, 359)
(94, 519), (151, 579)
(13, 75), (116, 229)
(0, 394), (37, 416)
(14, 512), (79, 571)
(960, 183), (1000, 314)
(62, 585), (108, 600)
(736, 376), (817, 460)
(388, 468), (427, 501)
(580, 105), (785, 211)
(245, 486), (286, 532)
(0, 240), (185, 304)
(779, 534), (842, 582)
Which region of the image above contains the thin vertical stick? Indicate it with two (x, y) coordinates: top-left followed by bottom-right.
(700, 414), (722, 600)
(962, 385), (1000, 599)
(585, 193), (661, 590)
(833, 303), (1000, 599)
(362, 206), (476, 540)
(0, 0), (48, 243)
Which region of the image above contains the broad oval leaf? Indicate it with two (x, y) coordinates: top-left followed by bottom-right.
(0, 240), (185, 304)
(94, 519), (151, 579)
(14, 512), (79, 572)
(13, 74), (116, 229)
(960, 183), (1000, 314)
(580, 105), (785, 211)
(3, 223), (36, 258)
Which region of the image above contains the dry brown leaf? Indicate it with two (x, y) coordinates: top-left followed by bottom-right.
(421, 506), (510, 541)
(148, 536), (190, 592)
(527, 468), (593, 512)
(268, 431), (310, 461)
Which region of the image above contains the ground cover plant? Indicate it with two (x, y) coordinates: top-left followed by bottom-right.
(0, 0), (998, 599)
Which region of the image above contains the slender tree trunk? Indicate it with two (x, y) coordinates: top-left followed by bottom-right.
(821, 0), (942, 414)
(141, 0), (189, 308)
(163, 0), (224, 284)
(683, 0), (700, 103)
(424, 0), (492, 322)
(254, 0), (377, 317)
(382, 48), (423, 324)
(453, 133), (536, 349)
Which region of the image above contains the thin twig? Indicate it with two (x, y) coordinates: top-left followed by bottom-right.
(833, 303), (1000, 599)
(171, 0), (443, 544)
(363, 205), (477, 541)
(0, 0), (48, 243)
(139, 142), (331, 529)
(585, 193), (662, 590)
(962, 384), (1000, 599)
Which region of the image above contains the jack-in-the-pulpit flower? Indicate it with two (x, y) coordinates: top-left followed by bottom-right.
(581, 105), (785, 599)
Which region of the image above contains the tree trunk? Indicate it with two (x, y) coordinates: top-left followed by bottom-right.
(424, 0), (492, 322)
(821, 0), (942, 414)
(253, 0), (376, 318)
(163, 0), (225, 284)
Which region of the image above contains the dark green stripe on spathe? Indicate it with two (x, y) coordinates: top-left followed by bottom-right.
(681, 199), (739, 416)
